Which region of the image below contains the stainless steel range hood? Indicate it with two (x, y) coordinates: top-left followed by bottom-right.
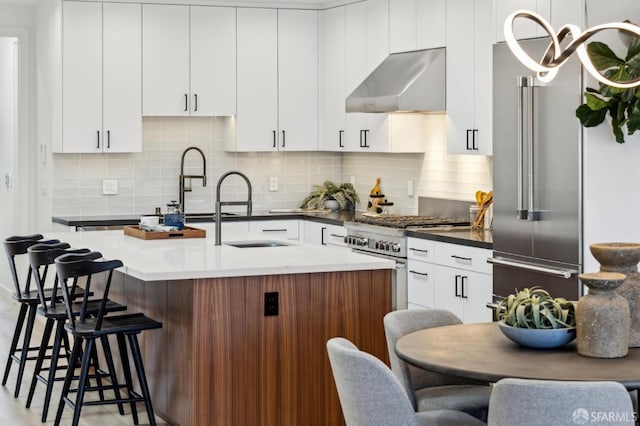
(346, 48), (446, 113)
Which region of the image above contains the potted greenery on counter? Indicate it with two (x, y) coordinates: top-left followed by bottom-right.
(300, 181), (359, 210)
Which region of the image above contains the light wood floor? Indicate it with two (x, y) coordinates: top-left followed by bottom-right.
(0, 287), (168, 425)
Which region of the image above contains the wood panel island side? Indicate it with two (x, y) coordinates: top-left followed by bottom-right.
(47, 229), (394, 425)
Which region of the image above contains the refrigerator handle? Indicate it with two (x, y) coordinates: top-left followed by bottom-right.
(487, 257), (577, 279)
(516, 77), (529, 220)
(526, 77), (541, 221)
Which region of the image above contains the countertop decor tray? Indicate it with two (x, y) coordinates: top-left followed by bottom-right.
(124, 225), (206, 240)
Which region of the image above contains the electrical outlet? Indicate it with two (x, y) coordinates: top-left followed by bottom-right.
(264, 292), (279, 316)
(407, 180), (414, 197)
(102, 179), (118, 195)
(269, 176), (278, 192)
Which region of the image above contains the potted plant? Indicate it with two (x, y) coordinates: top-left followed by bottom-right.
(576, 37), (640, 143)
(495, 287), (577, 348)
(300, 180), (359, 211)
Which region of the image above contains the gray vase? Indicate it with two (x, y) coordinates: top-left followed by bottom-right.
(577, 272), (629, 358)
(590, 242), (640, 347)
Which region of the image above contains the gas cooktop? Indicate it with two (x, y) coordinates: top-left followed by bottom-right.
(354, 214), (469, 229)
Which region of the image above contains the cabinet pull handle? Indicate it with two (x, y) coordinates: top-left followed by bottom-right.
(363, 129), (369, 147)
(409, 247), (428, 253)
(272, 130), (276, 148)
(184, 94), (188, 112)
(455, 275), (461, 297)
(466, 129), (471, 150)
(321, 226), (327, 245)
(261, 229), (287, 232)
(329, 233), (345, 238)
(409, 270), (429, 277)
(107, 130), (110, 149)
(451, 255), (472, 262)
(472, 129), (479, 150)
(194, 94), (198, 112)
(461, 276), (468, 299)
(359, 130), (364, 147)
(282, 130), (285, 148)
(339, 130), (344, 148)
(96, 130), (100, 149)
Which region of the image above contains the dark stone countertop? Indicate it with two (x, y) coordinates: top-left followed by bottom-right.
(406, 227), (493, 249)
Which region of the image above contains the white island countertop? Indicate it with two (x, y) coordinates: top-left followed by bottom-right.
(44, 228), (394, 281)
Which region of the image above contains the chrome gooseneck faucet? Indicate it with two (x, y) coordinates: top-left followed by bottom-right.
(215, 171), (252, 245)
(179, 147), (207, 213)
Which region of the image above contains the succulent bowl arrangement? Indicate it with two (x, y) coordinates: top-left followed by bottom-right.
(495, 287), (577, 349)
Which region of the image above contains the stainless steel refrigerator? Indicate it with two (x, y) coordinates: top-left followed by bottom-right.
(490, 39), (583, 301)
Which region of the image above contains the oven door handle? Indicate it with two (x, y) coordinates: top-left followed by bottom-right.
(487, 257), (577, 279)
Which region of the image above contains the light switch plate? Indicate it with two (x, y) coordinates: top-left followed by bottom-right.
(269, 176), (278, 192)
(102, 179), (118, 195)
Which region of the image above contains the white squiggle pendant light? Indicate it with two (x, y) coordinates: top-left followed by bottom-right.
(504, 10), (640, 88)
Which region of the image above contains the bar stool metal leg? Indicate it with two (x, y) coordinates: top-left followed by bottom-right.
(2, 303), (27, 386)
(128, 333), (157, 426)
(14, 304), (37, 397)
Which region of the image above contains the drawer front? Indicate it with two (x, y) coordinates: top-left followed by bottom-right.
(433, 241), (492, 274)
(407, 259), (435, 308)
(324, 224), (347, 247)
(407, 237), (434, 262)
(249, 219), (300, 240)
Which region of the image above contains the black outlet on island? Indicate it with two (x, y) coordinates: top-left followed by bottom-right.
(264, 291), (279, 316)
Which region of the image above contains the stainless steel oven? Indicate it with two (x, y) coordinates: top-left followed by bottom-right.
(344, 213), (471, 310)
(344, 222), (408, 310)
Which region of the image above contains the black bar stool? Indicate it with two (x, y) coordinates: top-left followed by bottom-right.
(26, 242), (128, 422)
(2, 234), (59, 398)
(54, 251), (162, 426)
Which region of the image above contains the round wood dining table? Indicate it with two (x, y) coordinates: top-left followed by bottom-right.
(395, 322), (640, 390)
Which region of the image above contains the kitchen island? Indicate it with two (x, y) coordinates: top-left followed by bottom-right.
(46, 229), (393, 426)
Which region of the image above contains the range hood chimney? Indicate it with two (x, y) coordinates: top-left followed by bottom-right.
(345, 48), (446, 113)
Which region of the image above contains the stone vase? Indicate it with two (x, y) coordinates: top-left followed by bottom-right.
(589, 242), (640, 347)
(576, 272), (629, 358)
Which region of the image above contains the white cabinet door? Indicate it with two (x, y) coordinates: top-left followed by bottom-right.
(235, 8), (278, 152)
(460, 270), (493, 323)
(494, 0), (541, 42)
(142, 4), (190, 116)
(407, 259), (435, 308)
(303, 221), (347, 248)
(390, 0), (445, 53)
(190, 6), (236, 116)
(277, 9), (319, 151)
(319, 7), (346, 151)
(61, 1), (141, 153)
(102, 3), (141, 153)
(433, 265), (465, 320)
(446, 0), (492, 155)
(62, 1), (102, 153)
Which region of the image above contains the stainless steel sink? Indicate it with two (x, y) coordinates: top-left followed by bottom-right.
(226, 240), (290, 248)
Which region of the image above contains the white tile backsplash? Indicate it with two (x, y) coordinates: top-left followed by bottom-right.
(51, 115), (492, 217)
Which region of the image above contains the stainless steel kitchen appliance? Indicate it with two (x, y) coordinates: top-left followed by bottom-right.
(344, 212), (470, 310)
(489, 39), (583, 301)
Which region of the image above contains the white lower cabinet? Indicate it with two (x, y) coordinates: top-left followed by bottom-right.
(407, 237), (493, 323)
(303, 221), (348, 250)
(249, 219), (300, 240)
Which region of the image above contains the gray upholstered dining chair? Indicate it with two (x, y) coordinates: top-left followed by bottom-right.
(383, 309), (492, 420)
(488, 378), (634, 426)
(326, 337), (486, 426)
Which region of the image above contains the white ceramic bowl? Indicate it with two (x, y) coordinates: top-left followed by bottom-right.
(498, 321), (576, 349)
(140, 216), (159, 227)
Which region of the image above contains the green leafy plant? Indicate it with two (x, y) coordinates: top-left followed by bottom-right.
(576, 38), (640, 143)
(495, 287), (576, 329)
(300, 181), (359, 210)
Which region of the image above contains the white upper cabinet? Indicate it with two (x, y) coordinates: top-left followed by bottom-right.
(446, 0), (492, 155)
(389, 0), (446, 53)
(277, 9), (319, 151)
(319, 6), (346, 150)
(142, 5), (236, 116)
(60, 1), (141, 153)
(495, 0), (585, 42)
(229, 8), (318, 152)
